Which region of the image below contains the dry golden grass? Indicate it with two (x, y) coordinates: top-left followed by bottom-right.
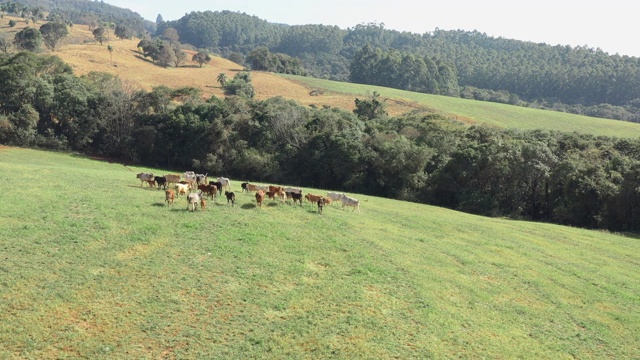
(0, 17), (417, 116)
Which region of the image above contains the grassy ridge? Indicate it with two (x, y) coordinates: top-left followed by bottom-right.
(283, 74), (640, 138)
(0, 148), (639, 358)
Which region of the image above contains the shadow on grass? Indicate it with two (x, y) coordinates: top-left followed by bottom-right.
(241, 203), (256, 210)
(151, 203), (166, 207)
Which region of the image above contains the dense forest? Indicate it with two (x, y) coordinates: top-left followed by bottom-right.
(158, 11), (640, 121)
(4, 51), (640, 232)
(0, 0), (153, 35)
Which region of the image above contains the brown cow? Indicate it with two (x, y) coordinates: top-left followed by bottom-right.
(198, 184), (217, 200)
(200, 198), (207, 211)
(165, 189), (175, 207)
(305, 193), (323, 204)
(255, 190), (265, 208)
(146, 180), (156, 188)
(164, 174), (181, 186)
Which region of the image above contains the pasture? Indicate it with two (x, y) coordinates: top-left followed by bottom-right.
(0, 147), (639, 359)
(282, 74), (640, 138)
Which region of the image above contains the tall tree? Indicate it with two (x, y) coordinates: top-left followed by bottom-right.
(39, 22), (68, 51)
(13, 27), (42, 52)
(92, 27), (107, 45)
(114, 24), (132, 40)
(192, 50), (212, 68)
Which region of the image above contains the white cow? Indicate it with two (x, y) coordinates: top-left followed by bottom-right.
(217, 177), (231, 190)
(326, 192), (344, 205)
(184, 171), (197, 189)
(136, 172), (154, 187)
(175, 183), (189, 196)
(284, 187), (303, 194)
(338, 194), (360, 213)
(187, 192), (202, 212)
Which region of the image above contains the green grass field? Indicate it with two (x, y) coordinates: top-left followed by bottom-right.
(1, 147), (639, 359)
(283, 74), (640, 139)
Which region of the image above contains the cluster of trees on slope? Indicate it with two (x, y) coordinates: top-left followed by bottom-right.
(4, 51), (640, 232)
(0, 0), (153, 36)
(157, 12), (640, 121)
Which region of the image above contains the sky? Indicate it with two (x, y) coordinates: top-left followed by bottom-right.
(103, 0), (639, 57)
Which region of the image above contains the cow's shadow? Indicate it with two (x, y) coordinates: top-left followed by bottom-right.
(241, 203), (257, 209)
(151, 203), (166, 207)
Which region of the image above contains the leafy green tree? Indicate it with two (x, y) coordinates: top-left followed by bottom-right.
(156, 44), (176, 67)
(353, 92), (387, 120)
(114, 24), (132, 40)
(13, 27), (42, 52)
(173, 46), (187, 67)
(192, 50), (211, 67)
(227, 51), (244, 65)
(162, 27), (179, 45)
(224, 71), (254, 98)
(39, 22), (68, 51)
(92, 27), (107, 45)
(216, 73), (227, 86)
(8, 19), (16, 27)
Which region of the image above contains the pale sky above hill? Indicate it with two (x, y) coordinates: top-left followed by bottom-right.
(104, 0), (639, 57)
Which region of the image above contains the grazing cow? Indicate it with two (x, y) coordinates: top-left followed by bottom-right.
(339, 194), (360, 212)
(305, 193), (323, 204)
(266, 191), (276, 201)
(165, 189), (175, 207)
(146, 179), (156, 188)
(241, 182), (249, 192)
(217, 177), (231, 190)
(200, 198), (207, 211)
(326, 192), (344, 204)
(187, 192), (201, 212)
(175, 183), (189, 196)
(136, 172), (154, 187)
(255, 190), (265, 208)
(268, 185), (284, 194)
(225, 191), (236, 206)
(154, 176), (167, 190)
(246, 184), (258, 192)
(198, 184), (217, 200)
(284, 187), (303, 194)
(209, 181), (223, 196)
(196, 173), (208, 186)
(278, 189), (286, 203)
(323, 197), (333, 206)
(184, 171), (197, 189)
(164, 174), (181, 187)
(288, 192), (303, 206)
(317, 197), (326, 214)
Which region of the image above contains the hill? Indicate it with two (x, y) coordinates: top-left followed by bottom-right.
(0, 146), (638, 358)
(4, 18), (635, 138)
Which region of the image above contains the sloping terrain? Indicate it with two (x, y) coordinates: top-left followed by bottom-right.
(0, 147), (638, 358)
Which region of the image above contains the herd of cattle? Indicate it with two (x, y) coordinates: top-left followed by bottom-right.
(136, 171), (360, 213)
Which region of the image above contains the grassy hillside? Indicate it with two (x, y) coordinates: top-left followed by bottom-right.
(0, 147), (638, 358)
(4, 16), (640, 138)
(283, 75), (640, 138)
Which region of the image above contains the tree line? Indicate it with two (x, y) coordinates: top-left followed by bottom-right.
(157, 12), (640, 121)
(4, 51), (640, 232)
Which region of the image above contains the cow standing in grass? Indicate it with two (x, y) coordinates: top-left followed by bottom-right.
(225, 191), (236, 207)
(255, 190), (265, 208)
(187, 192), (202, 212)
(136, 172), (154, 187)
(165, 189), (175, 207)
